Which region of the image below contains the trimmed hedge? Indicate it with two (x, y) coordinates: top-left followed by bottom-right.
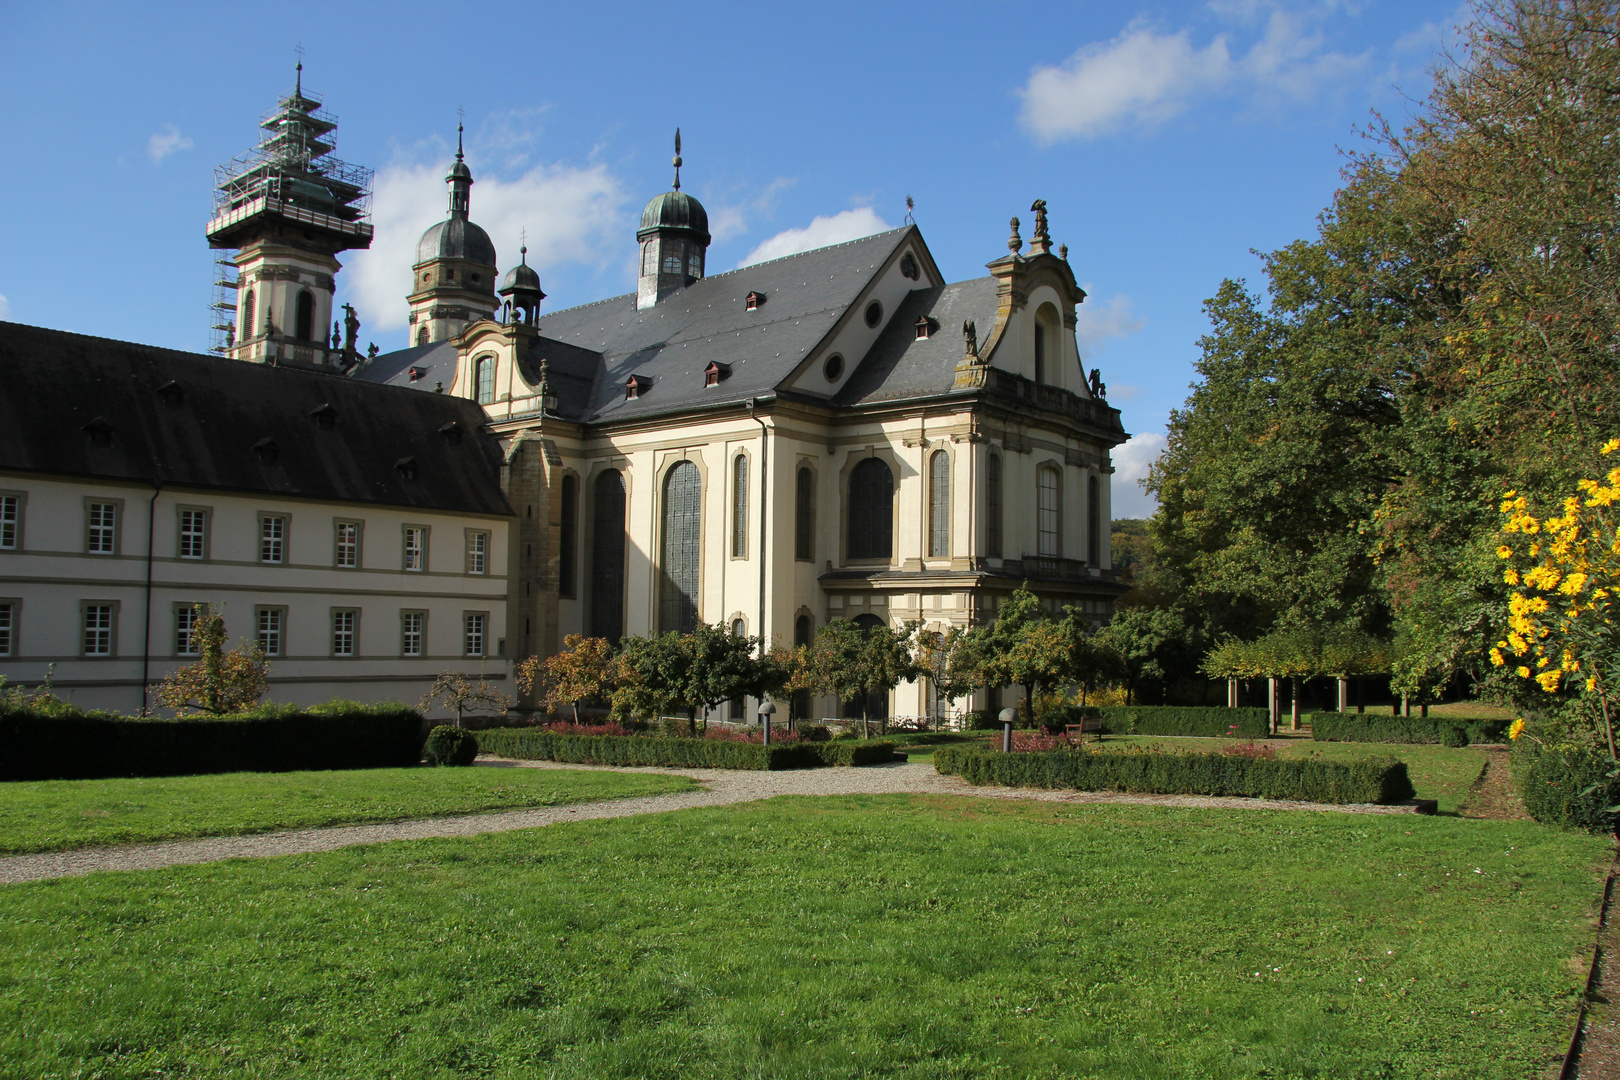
(424, 726), (479, 766)
(1511, 739), (1620, 833)
(0, 704), (425, 781)
(933, 745), (1414, 804)
(476, 729), (806, 770)
(1096, 706), (1271, 739)
(1311, 713), (1512, 747)
(803, 740), (897, 766)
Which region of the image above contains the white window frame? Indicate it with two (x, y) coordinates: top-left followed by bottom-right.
(403, 525), (428, 573)
(0, 599), (17, 657)
(464, 612), (487, 658)
(174, 603), (203, 656)
(331, 608), (358, 657)
(256, 606), (286, 658)
(0, 492), (23, 551)
(465, 530), (489, 575)
(86, 499), (121, 555)
(177, 507), (210, 561)
(334, 520), (362, 569)
(260, 513), (289, 565)
(401, 610), (425, 658)
(81, 601), (116, 657)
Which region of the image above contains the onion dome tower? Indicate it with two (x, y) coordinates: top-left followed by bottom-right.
(499, 241), (545, 328)
(206, 63), (374, 367)
(636, 129), (711, 311)
(408, 126), (499, 345)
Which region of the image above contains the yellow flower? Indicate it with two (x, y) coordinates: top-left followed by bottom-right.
(1602, 438), (1620, 456)
(1537, 669), (1563, 692)
(1504, 569), (1520, 586)
(1508, 718), (1526, 740)
(1516, 666), (1532, 678)
(1489, 647), (1506, 667)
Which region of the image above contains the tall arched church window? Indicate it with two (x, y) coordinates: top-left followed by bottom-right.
(589, 470), (626, 640)
(1088, 474), (1101, 566)
(792, 614), (813, 720)
(559, 474), (578, 598)
(731, 454), (748, 558)
(1038, 466), (1061, 557)
(295, 290), (315, 343)
(659, 461), (702, 633)
(475, 356), (495, 405)
(928, 450), (950, 558)
(985, 453), (1003, 559)
(795, 467), (814, 561)
(847, 458), (894, 561)
(1033, 322), (1046, 385)
(241, 291), (255, 340)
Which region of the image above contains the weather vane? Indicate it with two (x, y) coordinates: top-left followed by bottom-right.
(905, 196), (915, 225)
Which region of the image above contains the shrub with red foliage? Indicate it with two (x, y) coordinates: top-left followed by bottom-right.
(1011, 731), (1074, 752)
(702, 727), (801, 744)
(1220, 740), (1277, 760)
(545, 720), (629, 738)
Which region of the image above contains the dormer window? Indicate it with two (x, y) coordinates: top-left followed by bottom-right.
(309, 403), (336, 430)
(252, 437), (279, 465)
(83, 417), (113, 448)
(155, 380), (185, 407)
(408, 366), (426, 382)
(704, 361), (731, 387)
(625, 375), (651, 399)
(396, 456), (419, 480)
(745, 291), (765, 311)
(914, 316), (933, 340)
(438, 420), (464, 445)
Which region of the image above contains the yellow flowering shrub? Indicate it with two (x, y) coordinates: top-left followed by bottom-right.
(1495, 439), (1620, 755)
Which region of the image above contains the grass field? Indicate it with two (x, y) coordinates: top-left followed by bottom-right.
(0, 794), (1604, 1078)
(0, 766), (698, 854)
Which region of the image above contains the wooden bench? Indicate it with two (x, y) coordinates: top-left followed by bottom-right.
(1065, 718), (1105, 744)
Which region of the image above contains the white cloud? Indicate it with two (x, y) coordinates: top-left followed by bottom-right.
(707, 177), (797, 245)
(147, 124), (193, 164)
(1110, 430), (1166, 518)
(0, 294), (9, 320)
(1073, 291), (1146, 356)
(1018, 6), (1370, 143)
(739, 207), (892, 268)
(344, 155), (628, 333)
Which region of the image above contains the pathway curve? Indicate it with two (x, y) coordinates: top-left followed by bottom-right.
(0, 758), (1431, 886)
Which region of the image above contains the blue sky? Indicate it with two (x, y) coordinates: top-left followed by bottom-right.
(0, 0), (1466, 516)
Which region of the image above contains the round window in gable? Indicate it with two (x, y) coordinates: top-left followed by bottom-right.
(864, 300), (883, 328)
(823, 354), (845, 382)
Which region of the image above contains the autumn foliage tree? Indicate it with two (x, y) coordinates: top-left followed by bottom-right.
(518, 635), (618, 721)
(150, 606), (269, 715)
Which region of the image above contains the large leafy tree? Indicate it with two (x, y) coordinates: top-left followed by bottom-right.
(808, 617), (920, 725)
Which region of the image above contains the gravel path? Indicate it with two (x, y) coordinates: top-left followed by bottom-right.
(0, 758), (1432, 886)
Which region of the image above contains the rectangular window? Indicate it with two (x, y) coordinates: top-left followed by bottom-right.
(464, 613), (486, 658)
(331, 609), (357, 657)
(335, 521), (360, 568)
(0, 494), (20, 550)
(1038, 467), (1061, 558)
(260, 515), (287, 564)
(986, 454), (1003, 559)
(179, 509), (208, 560)
(0, 601), (14, 657)
(175, 604), (201, 656)
(401, 611), (424, 657)
(403, 526), (426, 572)
(82, 603), (114, 657)
(559, 475), (578, 598)
(87, 502), (117, 554)
(257, 607), (284, 657)
(466, 530), (488, 575)
(795, 468), (814, 561)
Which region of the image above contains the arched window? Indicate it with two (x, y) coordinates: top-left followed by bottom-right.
(1038, 465), (1061, 557)
(559, 474), (578, 598)
(475, 356), (495, 404)
(795, 467), (814, 561)
(659, 461), (702, 633)
(928, 450), (950, 558)
(729, 618), (748, 721)
(589, 470), (626, 640)
(417, 326), (429, 346)
(663, 250), (683, 274)
(793, 614), (813, 720)
(241, 291), (255, 340)
(1033, 322), (1046, 385)
(985, 453), (1003, 559)
(843, 614), (888, 721)
(847, 457), (894, 561)
(1088, 474), (1102, 566)
(295, 290), (315, 343)
(731, 454), (748, 558)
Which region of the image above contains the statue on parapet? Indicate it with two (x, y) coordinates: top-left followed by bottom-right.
(963, 319), (979, 360)
(1089, 367), (1107, 399)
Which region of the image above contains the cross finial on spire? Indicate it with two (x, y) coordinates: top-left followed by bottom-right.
(672, 127), (683, 191)
(294, 43), (305, 95)
(520, 227), (528, 263)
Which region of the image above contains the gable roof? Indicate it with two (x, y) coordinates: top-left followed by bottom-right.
(0, 322), (513, 517)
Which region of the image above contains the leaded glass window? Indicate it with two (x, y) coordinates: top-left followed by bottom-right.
(1034, 322), (1046, 385)
(1088, 474), (1101, 566)
(660, 461), (702, 633)
(731, 454), (748, 558)
(476, 356), (495, 404)
(1038, 466), (1061, 557)
(846, 458), (893, 561)
(928, 450), (950, 558)
(559, 474), (578, 598)
(589, 470), (626, 640)
(795, 468), (814, 561)
(985, 453), (1003, 558)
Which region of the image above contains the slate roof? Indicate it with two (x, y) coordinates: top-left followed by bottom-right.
(834, 277), (1000, 407)
(0, 322), (513, 517)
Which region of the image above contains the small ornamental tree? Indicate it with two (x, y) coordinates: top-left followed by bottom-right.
(682, 622), (765, 723)
(419, 671), (513, 728)
(809, 617), (920, 727)
(612, 632), (692, 724)
(914, 626), (976, 723)
(990, 619), (1076, 726)
(518, 635), (618, 721)
(151, 605), (269, 715)
(1495, 441), (1620, 758)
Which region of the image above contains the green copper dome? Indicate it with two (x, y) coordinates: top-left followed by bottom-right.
(637, 190), (710, 243)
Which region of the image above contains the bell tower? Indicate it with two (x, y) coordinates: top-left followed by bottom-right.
(407, 126), (499, 345)
(206, 63), (373, 367)
(636, 129), (711, 311)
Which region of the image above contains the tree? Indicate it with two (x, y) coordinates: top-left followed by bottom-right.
(609, 624), (763, 728)
(517, 635), (618, 721)
(682, 621), (765, 723)
(419, 671), (512, 728)
(151, 605), (269, 715)
(612, 632), (692, 723)
(914, 626), (976, 723)
(1092, 608), (1204, 706)
(808, 617), (920, 727)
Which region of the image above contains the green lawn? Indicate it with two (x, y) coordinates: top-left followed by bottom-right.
(0, 795), (1604, 1078)
(0, 766), (698, 854)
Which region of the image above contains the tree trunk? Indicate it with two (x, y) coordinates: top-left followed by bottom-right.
(1267, 678), (1279, 736)
(1290, 677), (1300, 731)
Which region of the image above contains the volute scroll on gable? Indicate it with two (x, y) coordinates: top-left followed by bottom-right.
(976, 252), (1088, 371)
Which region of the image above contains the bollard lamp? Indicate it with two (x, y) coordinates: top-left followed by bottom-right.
(759, 699), (776, 746)
(998, 707), (1018, 753)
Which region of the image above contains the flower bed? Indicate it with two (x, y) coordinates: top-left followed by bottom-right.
(932, 745), (1414, 804)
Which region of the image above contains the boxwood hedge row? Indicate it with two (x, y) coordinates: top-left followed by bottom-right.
(1310, 713), (1512, 746)
(1095, 706), (1272, 738)
(476, 729), (896, 770)
(1511, 738), (1620, 833)
(933, 745), (1414, 804)
(0, 703), (425, 781)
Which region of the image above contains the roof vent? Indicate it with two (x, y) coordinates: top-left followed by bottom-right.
(408, 366), (427, 383)
(395, 456), (419, 480)
(438, 420), (464, 445)
(252, 437), (280, 465)
(704, 361), (731, 387)
(82, 417), (114, 448)
(308, 403), (336, 430)
(914, 316), (934, 340)
(155, 380), (184, 406)
(745, 291), (766, 311)
(625, 374), (651, 400)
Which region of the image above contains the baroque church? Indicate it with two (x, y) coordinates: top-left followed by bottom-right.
(197, 70), (1132, 720)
